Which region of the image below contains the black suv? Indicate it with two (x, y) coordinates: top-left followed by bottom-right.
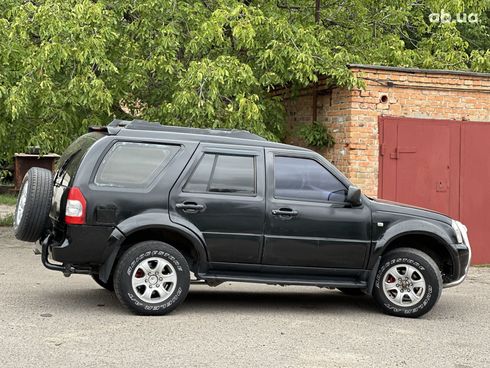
(14, 119), (471, 317)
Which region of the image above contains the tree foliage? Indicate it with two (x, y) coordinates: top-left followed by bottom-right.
(0, 0), (489, 161)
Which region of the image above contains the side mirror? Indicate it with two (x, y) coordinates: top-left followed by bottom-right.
(346, 185), (362, 206)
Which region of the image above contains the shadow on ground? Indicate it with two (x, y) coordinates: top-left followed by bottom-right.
(40, 285), (378, 316)
(182, 287), (378, 315)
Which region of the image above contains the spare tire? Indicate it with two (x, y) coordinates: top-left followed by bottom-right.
(14, 167), (54, 242)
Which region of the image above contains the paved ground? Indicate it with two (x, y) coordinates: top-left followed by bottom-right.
(0, 227), (488, 368)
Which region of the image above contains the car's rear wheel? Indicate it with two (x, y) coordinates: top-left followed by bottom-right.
(113, 241), (190, 315)
(14, 167), (53, 242)
(91, 274), (114, 291)
(373, 247), (442, 318)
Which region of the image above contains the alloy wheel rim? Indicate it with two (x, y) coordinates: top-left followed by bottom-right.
(131, 257), (177, 304)
(15, 182), (29, 227)
(382, 264), (426, 307)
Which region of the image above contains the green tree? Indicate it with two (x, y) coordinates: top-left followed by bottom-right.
(0, 0), (488, 161)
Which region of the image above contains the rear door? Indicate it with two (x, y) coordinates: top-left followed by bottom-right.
(262, 149), (371, 270)
(169, 144), (266, 265)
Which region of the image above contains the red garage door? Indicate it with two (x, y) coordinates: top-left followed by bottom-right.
(379, 116), (490, 264)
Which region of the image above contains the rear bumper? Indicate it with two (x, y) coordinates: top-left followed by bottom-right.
(49, 225), (115, 264)
(39, 225), (124, 277)
(40, 233), (92, 276)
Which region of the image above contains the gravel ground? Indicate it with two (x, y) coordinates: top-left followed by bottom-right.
(0, 227), (488, 368)
(0, 205), (14, 219)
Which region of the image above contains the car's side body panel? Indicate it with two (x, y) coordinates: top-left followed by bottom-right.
(262, 148), (372, 270)
(169, 143), (266, 265)
(43, 121), (470, 290)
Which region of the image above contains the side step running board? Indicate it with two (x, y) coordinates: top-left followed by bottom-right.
(197, 272), (367, 289)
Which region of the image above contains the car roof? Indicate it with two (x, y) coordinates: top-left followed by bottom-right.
(94, 119), (308, 151)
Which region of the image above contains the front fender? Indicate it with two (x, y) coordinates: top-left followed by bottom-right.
(369, 219), (458, 269)
(98, 211), (208, 282)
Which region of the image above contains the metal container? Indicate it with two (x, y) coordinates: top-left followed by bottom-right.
(14, 154), (60, 191)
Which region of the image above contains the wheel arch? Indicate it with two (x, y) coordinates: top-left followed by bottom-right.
(370, 217), (460, 285)
(118, 226), (206, 273)
(98, 212), (208, 282)
(381, 232), (456, 283)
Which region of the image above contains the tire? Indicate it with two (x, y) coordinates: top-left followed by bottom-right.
(373, 247), (442, 318)
(91, 274), (114, 291)
(14, 167), (53, 242)
(338, 288), (365, 296)
(113, 241), (190, 315)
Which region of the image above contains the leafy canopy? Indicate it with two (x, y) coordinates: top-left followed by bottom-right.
(0, 0), (489, 161)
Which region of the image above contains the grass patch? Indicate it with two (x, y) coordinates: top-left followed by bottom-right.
(0, 213), (13, 227)
(0, 194), (17, 206)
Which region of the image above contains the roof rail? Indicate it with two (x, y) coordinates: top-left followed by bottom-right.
(120, 119), (266, 141)
(108, 119), (132, 128)
(88, 119), (132, 135)
(90, 119), (267, 141)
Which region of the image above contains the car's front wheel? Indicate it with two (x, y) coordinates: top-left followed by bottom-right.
(373, 247), (442, 318)
(113, 241), (190, 315)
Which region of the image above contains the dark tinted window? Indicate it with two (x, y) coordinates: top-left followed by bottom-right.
(182, 154), (215, 193)
(274, 156), (346, 202)
(55, 132), (105, 186)
(184, 153), (255, 195)
(95, 142), (179, 188)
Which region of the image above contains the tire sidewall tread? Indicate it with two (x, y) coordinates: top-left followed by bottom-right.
(14, 167), (53, 242)
(373, 247), (443, 318)
(113, 241), (190, 316)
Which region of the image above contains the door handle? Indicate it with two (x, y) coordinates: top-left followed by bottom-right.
(390, 146), (417, 159)
(272, 208), (298, 217)
(176, 202), (205, 213)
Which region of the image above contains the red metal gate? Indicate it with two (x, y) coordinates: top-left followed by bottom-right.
(379, 116), (490, 264)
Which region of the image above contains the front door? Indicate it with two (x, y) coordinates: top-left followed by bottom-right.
(262, 150), (371, 270)
(169, 144), (265, 265)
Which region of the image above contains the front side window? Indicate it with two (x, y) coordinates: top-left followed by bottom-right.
(94, 142), (179, 188)
(274, 156), (347, 202)
(184, 153), (256, 195)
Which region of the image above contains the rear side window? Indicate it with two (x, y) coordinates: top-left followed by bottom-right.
(55, 132), (105, 185)
(274, 156), (347, 202)
(94, 142), (179, 188)
(184, 153), (256, 195)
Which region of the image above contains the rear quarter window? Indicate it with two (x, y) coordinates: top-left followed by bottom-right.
(55, 132), (105, 186)
(94, 142), (179, 188)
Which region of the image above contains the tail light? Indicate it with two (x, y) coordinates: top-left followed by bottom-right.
(65, 187), (86, 225)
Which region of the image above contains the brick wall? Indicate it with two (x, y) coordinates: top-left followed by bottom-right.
(282, 66), (490, 197)
(283, 88), (351, 175)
